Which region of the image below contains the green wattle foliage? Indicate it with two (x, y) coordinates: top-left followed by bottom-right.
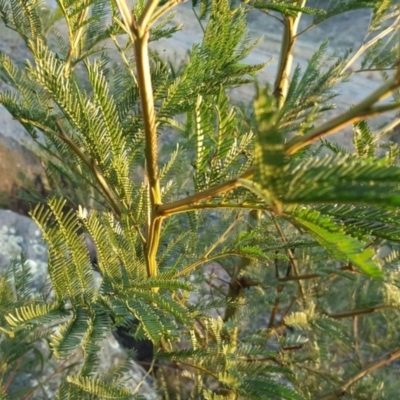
(287, 207), (382, 278)
(0, 0), (400, 399)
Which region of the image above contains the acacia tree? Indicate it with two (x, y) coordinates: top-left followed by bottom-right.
(1, 0), (400, 398)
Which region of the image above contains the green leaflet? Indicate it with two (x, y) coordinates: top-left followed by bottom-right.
(312, 0), (378, 25)
(50, 304), (111, 362)
(31, 198), (96, 303)
(316, 204), (400, 242)
(288, 207), (382, 278)
(280, 154), (400, 206)
(353, 121), (376, 158)
(238, 376), (305, 400)
(51, 306), (91, 359)
(251, 0), (324, 18)
(157, 0), (266, 122)
(248, 152), (400, 208)
(66, 375), (136, 399)
(5, 302), (68, 329)
(0, 387), (6, 400)
(189, 91), (254, 193)
(280, 41), (345, 136)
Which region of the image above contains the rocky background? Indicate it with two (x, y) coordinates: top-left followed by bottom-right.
(0, 1), (396, 398)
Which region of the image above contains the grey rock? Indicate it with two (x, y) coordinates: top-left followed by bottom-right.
(0, 209), (47, 288)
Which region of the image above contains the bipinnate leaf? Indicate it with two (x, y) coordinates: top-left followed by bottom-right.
(288, 207), (382, 278)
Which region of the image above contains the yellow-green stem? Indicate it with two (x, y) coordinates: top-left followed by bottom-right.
(157, 169), (252, 216)
(115, 0), (162, 278)
(134, 35), (160, 196)
(64, 6), (89, 77)
(134, 34), (162, 278)
(273, 1), (305, 109)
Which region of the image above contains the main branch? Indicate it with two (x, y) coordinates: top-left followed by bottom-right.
(116, 0), (162, 277)
(135, 20), (162, 278)
(273, 1), (305, 109)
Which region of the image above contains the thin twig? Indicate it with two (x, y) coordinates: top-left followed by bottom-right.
(157, 202), (272, 215)
(268, 253), (286, 329)
(224, 210), (259, 323)
(352, 67), (396, 73)
(259, 10), (284, 25)
(3, 358), (23, 392)
(317, 347), (400, 400)
(22, 353), (77, 400)
(281, 296), (297, 320)
(327, 304), (397, 319)
(341, 18), (400, 74)
(157, 169), (253, 216)
(184, 216), (243, 318)
(353, 316), (363, 366)
(173, 252), (244, 279)
(114, 0), (137, 36)
(278, 265), (357, 282)
(285, 76), (400, 155)
(191, 5), (206, 34)
(272, 216), (305, 299)
(151, 0), (187, 25)
(204, 212), (242, 259)
(133, 357), (156, 396)
(241, 356), (284, 366)
(377, 115), (400, 139)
